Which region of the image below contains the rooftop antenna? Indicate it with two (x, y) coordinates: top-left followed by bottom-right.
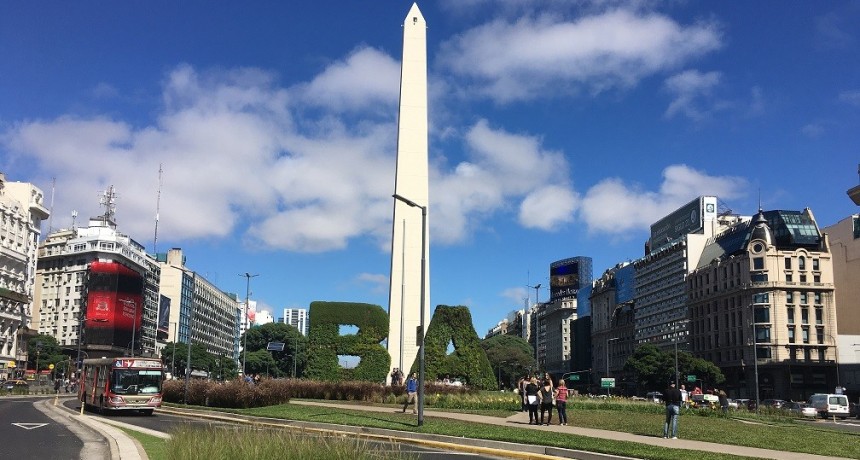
(153, 164), (163, 254)
(47, 177), (56, 233)
(99, 185), (118, 224)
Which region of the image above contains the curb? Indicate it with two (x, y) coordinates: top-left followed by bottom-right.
(44, 397), (147, 460)
(157, 405), (635, 460)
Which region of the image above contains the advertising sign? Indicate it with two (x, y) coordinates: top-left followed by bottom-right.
(649, 196), (716, 250)
(85, 261), (144, 350)
(550, 258), (580, 301)
(157, 295), (171, 340)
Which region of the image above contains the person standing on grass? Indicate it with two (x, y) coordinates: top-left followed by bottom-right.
(517, 376), (527, 412)
(402, 372), (418, 414)
(663, 382), (683, 439)
(555, 379), (569, 426)
(539, 378), (554, 425)
(525, 377), (540, 424)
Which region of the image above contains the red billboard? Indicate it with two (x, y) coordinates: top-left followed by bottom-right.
(85, 261), (144, 351)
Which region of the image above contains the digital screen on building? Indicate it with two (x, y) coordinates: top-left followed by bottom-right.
(157, 295), (171, 340)
(550, 259), (580, 301)
(85, 261), (143, 351)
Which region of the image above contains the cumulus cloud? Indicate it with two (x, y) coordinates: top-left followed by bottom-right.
(579, 164), (746, 234)
(664, 69), (722, 120)
(839, 90), (860, 106)
(431, 119), (576, 242)
(438, 8), (721, 102)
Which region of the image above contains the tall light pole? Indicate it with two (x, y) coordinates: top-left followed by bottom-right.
(129, 301), (137, 358)
(606, 337), (619, 396)
(183, 270), (196, 405)
(393, 193), (427, 427)
(529, 283), (542, 305)
(170, 322), (178, 377)
(240, 272), (259, 377)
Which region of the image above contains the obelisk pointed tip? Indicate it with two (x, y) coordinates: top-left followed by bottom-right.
(406, 3), (425, 25)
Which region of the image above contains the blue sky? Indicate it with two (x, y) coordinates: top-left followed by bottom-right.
(2, 1), (859, 337)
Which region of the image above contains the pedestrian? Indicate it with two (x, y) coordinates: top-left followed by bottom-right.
(54, 378), (61, 393)
(539, 378), (554, 425)
(680, 384), (689, 408)
(555, 379), (569, 426)
(402, 372), (418, 414)
(663, 382), (683, 439)
(525, 377), (540, 425)
(517, 376), (527, 412)
(718, 389), (728, 414)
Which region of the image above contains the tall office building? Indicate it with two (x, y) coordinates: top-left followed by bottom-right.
(157, 248), (239, 373)
(0, 174), (50, 379)
(590, 262), (635, 390)
(689, 208), (836, 400)
(282, 308), (308, 336)
(34, 187), (158, 359)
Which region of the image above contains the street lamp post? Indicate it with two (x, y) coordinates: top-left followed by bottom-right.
(606, 337), (619, 396)
(183, 269), (196, 405)
(392, 193), (427, 427)
(170, 322), (178, 377)
(529, 284), (541, 305)
(129, 301), (137, 358)
(240, 272), (259, 377)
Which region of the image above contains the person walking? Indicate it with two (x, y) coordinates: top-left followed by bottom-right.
(539, 378), (554, 425)
(663, 382), (683, 439)
(525, 377), (540, 425)
(402, 372), (418, 414)
(517, 376), (527, 412)
(555, 379), (569, 426)
(718, 389), (729, 414)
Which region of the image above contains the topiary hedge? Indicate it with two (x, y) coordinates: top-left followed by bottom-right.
(420, 305), (496, 390)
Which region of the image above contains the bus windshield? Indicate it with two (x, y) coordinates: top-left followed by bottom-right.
(111, 369), (162, 395)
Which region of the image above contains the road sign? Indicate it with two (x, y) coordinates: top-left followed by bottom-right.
(48, 364), (54, 370)
(266, 342), (285, 351)
(687, 375), (696, 382)
(567, 374), (580, 381)
(601, 378), (615, 388)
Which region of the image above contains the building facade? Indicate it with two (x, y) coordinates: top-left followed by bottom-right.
(157, 248), (239, 374)
(590, 262), (635, 393)
(0, 174), (50, 379)
(688, 209), (837, 401)
(282, 308), (308, 336)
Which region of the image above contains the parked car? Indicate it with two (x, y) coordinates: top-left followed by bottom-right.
(760, 399), (788, 409)
(726, 398), (739, 409)
(808, 393), (850, 419)
(786, 401), (818, 417)
(645, 391), (663, 402)
(850, 402), (859, 419)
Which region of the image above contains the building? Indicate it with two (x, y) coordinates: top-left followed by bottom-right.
(590, 262), (635, 393)
(688, 208), (837, 401)
(532, 257), (592, 374)
(255, 309), (274, 325)
(282, 308), (308, 336)
(33, 187), (158, 361)
(157, 248), (239, 375)
(485, 309), (529, 341)
(822, 213), (860, 399)
(0, 174), (50, 379)
(633, 196), (739, 352)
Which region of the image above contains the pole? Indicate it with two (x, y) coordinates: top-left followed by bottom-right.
(184, 271), (195, 405)
(674, 340), (679, 387)
(130, 301), (137, 358)
(418, 204), (427, 427)
(76, 314), (84, 380)
(400, 219), (406, 376)
(171, 322), (177, 377)
(605, 339), (609, 397)
(240, 273), (259, 376)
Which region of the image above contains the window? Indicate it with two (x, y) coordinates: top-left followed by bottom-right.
(814, 292), (822, 304)
(812, 259), (819, 271)
(801, 308), (809, 325)
(786, 292), (794, 304)
(800, 274), (807, 283)
(800, 292), (808, 304)
(787, 307), (795, 324)
(802, 327), (809, 343)
(788, 326), (795, 343)
(751, 273), (768, 282)
(755, 325), (770, 343)
(786, 273), (793, 282)
(754, 306), (770, 323)
(756, 346), (771, 359)
(816, 328), (824, 344)
(784, 257), (792, 269)
(798, 256), (806, 270)
(753, 293), (769, 303)
(753, 258), (764, 270)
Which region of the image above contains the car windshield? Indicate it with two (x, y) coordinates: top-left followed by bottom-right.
(111, 369), (162, 395)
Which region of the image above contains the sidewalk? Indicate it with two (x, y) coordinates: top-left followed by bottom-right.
(160, 400), (842, 460)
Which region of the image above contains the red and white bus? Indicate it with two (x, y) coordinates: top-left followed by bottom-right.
(79, 357), (164, 415)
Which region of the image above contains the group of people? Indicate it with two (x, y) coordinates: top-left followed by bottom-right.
(517, 373), (570, 426)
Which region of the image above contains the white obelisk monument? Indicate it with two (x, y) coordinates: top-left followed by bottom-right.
(387, 2), (429, 384)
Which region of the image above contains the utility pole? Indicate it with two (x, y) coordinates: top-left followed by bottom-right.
(240, 273), (259, 376)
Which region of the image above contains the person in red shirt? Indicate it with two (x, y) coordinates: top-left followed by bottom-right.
(555, 379), (569, 425)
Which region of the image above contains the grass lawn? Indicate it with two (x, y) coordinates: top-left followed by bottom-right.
(120, 428), (168, 460)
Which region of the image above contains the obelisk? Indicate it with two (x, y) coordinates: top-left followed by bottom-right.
(387, 2), (429, 384)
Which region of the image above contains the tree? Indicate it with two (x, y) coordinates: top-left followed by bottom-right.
(160, 343), (217, 379)
(243, 322), (308, 378)
(27, 335), (64, 374)
(480, 334), (536, 389)
(243, 350), (279, 377)
(625, 344), (726, 393)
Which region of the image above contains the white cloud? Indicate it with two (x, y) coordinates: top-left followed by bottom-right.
(519, 185), (578, 230)
(839, 90), (860, 106)
(664, 69), (722, 120)
(438, 9), (721, 102)
(579, 164), (746, 234)
(295, 47), (401, 113)
(501, 286), (528, 305)
(355, 273), (389, 294)
(431, 119), (575, 242)
(801, 123), (825, 138)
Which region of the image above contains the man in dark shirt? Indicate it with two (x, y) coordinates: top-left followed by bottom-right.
(663, 382), (683, 439)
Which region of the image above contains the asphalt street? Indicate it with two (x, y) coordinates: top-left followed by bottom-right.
(0, 397), (87, 460)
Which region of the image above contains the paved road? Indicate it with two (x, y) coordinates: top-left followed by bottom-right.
(0, 397), (87, 460)
(60, 399), (508, 460)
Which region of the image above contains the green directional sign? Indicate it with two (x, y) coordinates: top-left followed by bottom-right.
(687, 375), (696, 382)
(567, 374), (580, 381)
(601, 378), (616, 388)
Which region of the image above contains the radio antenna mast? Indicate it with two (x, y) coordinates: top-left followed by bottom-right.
(153, 164), (163, 254)
(47, 177), (56, 233)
